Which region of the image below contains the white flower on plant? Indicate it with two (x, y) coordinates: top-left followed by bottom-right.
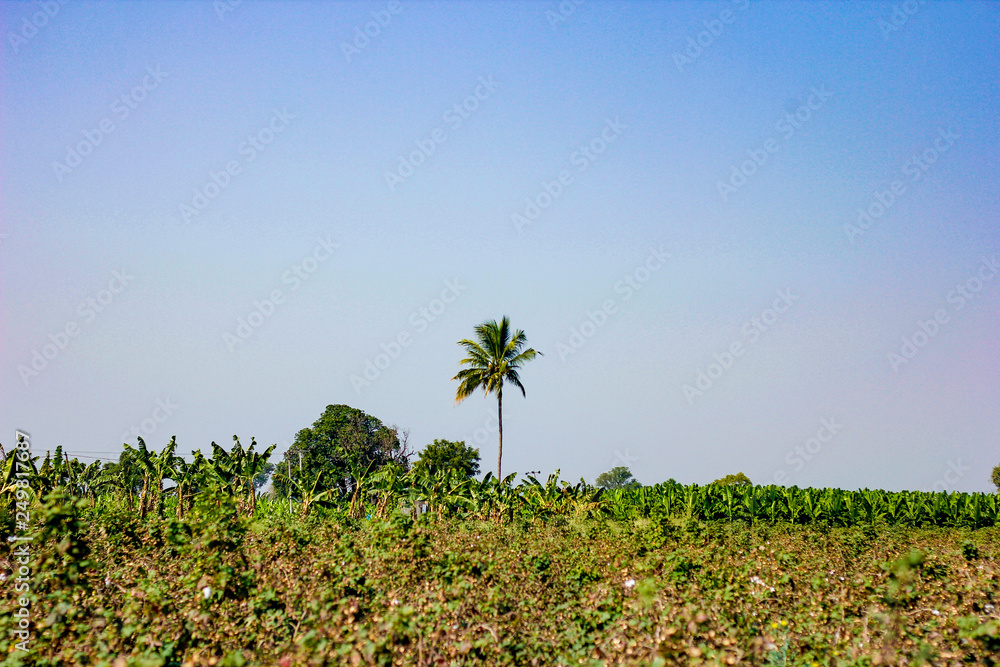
(624, 579), (636, 589)
(202, 586), (212, 599)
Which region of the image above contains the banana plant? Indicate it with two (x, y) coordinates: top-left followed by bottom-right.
(519, 471), (565, 518)
(273, 468), (337, 517)
(562, 478), (606, 519)
(424, 469), (474, 519)
(1, 446), (39, 532)
(210, 437), (249, 515)
(167, 450), (208, 518)
(237, 438), (276, 517)
(102, 449), (141, 511)
(487, 472), (519, 523)
(367, 461), (408, 518)
(126, 436), (180, 518)
(124, 438), (155, 518)
(346, 459), (377, 520)
(34, 446), (71, 498)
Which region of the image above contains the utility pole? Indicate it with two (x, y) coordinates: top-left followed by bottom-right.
(299, 451), (303, 475)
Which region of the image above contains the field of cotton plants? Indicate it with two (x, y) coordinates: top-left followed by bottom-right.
(2, 437), (999, 666)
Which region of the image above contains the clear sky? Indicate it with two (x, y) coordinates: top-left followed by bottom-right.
(2, 0), (998, 492)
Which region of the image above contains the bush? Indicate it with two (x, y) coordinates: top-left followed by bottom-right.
(712, 472), (752, 487)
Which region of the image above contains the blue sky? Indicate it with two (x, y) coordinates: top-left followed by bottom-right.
(2, 0), (998, 492)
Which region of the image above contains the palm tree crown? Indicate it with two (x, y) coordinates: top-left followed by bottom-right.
(453, 316), (540, 479)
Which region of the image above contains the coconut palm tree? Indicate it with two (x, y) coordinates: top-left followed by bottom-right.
(453, 316), (541, 479)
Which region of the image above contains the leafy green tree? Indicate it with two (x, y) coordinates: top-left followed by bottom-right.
(413, 440), (480, 479)
(992, 463), (1000, 493)
(713, 472), (752, 487)
(273, 404), (410, 500)
(595, 466), (640, 490)
(254, 462), (275, 489)
(453, 316), (541, 479)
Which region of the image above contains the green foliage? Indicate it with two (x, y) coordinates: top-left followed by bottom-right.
(881, 549), (925, 608)
(34, 489), (96, 592)
(9, 506), (997, 666)
(601, 481), (999, 528)
(992, 462), (1000, 492)
(413, 439), (480, 479)
(272, 404), (409, 500)
(713, 472), (752, 487)
(5, 433), (1000, 665)
(957, 616), (1000, 664)
(961, 539), (981, 560)
(595, 466), (640, 490)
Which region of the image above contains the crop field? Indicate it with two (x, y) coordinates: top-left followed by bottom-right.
(2, 441), (999, 666)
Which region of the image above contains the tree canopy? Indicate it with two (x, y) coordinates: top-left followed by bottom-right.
(713, 472), (753, 487)
(412, 439), (480, 479)
(595, 466), (640, 490)
(272, 404), (410, 499)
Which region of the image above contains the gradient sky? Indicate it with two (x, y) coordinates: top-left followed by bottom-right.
(2, 0), (998, 492)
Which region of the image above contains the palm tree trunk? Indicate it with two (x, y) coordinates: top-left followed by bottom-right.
(497, 393), (503, 479)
